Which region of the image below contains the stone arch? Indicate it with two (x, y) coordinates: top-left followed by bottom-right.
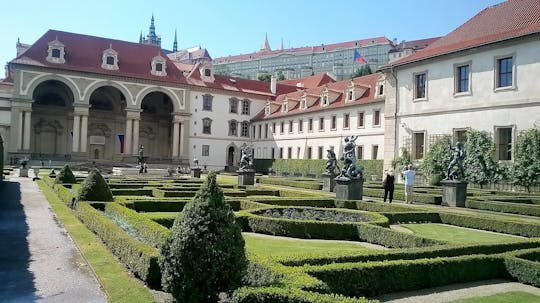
(135, 86), (180, 112)
(225, 142), (239, 171)
(83, 80), (133, 106)
(25, 73), (81, 102)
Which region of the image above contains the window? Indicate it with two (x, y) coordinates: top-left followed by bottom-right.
(373, 110), (381, 126)
(298, 119), (303, 132)
(229, 120), (238, 136)
(241, 99), (250, 115)
(241, 121), (249, 137)
(151, 55), (167, 76)
(308, 118), (313, 132)
(202, 94), (213, 111)
(413, 132), (425, 160)
(371, 145), (379, 160)
(264, 124), (268, 138)
(52, 48), (61, 58)
(307, 147), (312, 159)
(319, 117), (324, 131)
(279, 147), (283, 158)
(496, 127), (513, 160)
(378, 84), (384, 95)
(271, 147), (275, 159)
(106, 56), (115, 65)
(497, 57), (513, 88)
(348, 90), (353, 101)
(280, 121), (284, 134)
(454, 129), (468, 144)
(202, 118), (212, 134)
(343, 113), (350, 129)
(329, 115), (336, 130)
(455, 64), (470, 93)
(414, 72), (427, 99)
(297, 147), (301, 159)
(47, 38), (66, 64)
(272, 122), (276, 134)
(322, 94), (328, 106)
(229, 98), (238, 113)
(202, 145), (210, 156)
(258, 125), (262, 138)
(287, 147), (292, 159)
(358, 112), (365, 128)
(204, 69), (211, 77)
(289, 120), (293, 133)
(318, 146), (324, 159)
(155, 63), (163, 72)
(357, 146), (364, 160)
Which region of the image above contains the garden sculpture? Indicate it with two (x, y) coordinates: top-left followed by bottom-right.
(325, 148), (339, 174)
(239, 144), (253, 171)
(446, 142), (465, 180)
(337, 136), (363, 180)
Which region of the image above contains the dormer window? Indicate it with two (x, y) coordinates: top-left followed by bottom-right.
(322, 94), (329, 107)
(199, 63), (215, 81)
(151, 55), (167, 76)
(301, 98), (307, 110)
(282, 102), (288, 113)
(348, 90), (354, 101)
(204, 69), (211, 77)
(101, 45), (119, 70)
(46, 38), (66, 64)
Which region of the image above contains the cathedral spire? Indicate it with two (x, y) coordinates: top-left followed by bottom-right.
(139, 31), (143, 43)
(261, 32), (271, 51)
(149, 13), (156, 36)
(173, 29), (178, 52)
(280, 38), (284, 50)
(141, 14), (161, 48)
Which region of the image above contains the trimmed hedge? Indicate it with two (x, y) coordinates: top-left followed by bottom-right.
(232, 287), (374, 303)
(55, 165), (76, 184)
(152, 188), (197, 198)
(363, 187), (442, 205)
(250, 197), (336, 208)
(380, 212), (442, 224)
(466, 199), (540, 217)
(252, 159), (275, 175)
(270, 159), (383, 179)
(123, 199), (242, 213)
(439, 212), (540, 237)
(505, 248), (540, 287)
(104, 203), (170, 248)
(305, 254), (507, 297)
(258, 177), (322, 190)
(335, 200), (420, 212)
(74, 202), (161, 287)
(111, 188), (154, 196)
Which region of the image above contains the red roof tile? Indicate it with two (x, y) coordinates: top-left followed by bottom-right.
(393, 0), (540, 66)
(278, 73), (336, 89)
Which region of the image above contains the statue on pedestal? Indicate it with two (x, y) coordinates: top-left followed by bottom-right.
(239, 144), (253, 171)
(325, 148), (339, 174)
(337, 136), (363, 181)
(446, 142), (465, 180)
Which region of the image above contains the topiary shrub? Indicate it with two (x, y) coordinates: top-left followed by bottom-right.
(77, 169), (113, 202)
(55, 164), (77, 184)
(159, 171), (248, 303)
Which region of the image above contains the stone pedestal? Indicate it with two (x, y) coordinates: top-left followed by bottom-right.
(322, 173), (337, 192)
(335, 178), (363, 200)
(19, 167), (28, 177)
(441, 180), (468, 207)
(191, 168), (202, 178)
(238, 169), (255, 186)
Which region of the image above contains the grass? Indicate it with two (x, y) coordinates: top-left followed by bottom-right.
(400, 223), (525, 245)
(243, 232), (379, 259)
(37, 181), (155, 303)
(454, 291), (540, 303)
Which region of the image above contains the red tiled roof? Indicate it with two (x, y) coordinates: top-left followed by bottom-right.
(393, 0), (540, 66)
(11, 30), (188, 84)
(389, 37), (440, 53)
(214, 37), (391, 63)
(278, 73), (336, 89)
(253, 73), (383, 121)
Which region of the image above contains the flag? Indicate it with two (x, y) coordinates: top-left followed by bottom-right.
(118, 134), (125, 153)
(354, 50), (367, 63)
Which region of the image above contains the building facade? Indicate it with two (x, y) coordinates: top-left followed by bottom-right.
(213, 36), (393, 81)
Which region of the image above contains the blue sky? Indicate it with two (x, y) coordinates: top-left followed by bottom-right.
(1, 0), (504, 72)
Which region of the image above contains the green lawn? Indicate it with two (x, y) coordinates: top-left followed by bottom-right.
(400, 223), (525, 244)
(454, 291), (540, 303)
(243, 232), (379, 259)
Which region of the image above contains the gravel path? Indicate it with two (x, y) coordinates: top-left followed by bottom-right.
(0, 172), (107, 303)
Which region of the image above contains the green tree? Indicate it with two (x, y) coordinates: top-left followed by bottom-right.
(392, 148), (412, 171)
(55, 164), (77, 184)
(77, 168), (113, 202)
(420, 135), (453, 185)
(159, 172), (247, 303)
(276, 70), (286, 81)
(512, 127), (540, 192)
(257, 73), (271, 82)
(352, 64), (373, 78)
(463, 128), (502, 188)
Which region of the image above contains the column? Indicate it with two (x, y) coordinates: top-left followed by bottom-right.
(23, 110), (32, 150)
(80, 115), (88, 153)
(179, 122), (185, 157)
(132, 119), (139, 156)
(125, 119), (133, 155)
(17, 110), (23, 151)
(72, 114), (80, 152)
(172, 121), (180, 157)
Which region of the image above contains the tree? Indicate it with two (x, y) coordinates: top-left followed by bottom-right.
(55, 164), (77, 184)
(512, 127), (540, 192)
(392, 148), (412, 171)
(420, 135), (453, 185)
(463, 128), (502, 188)
(77, 168), (113, 202)
(352, 64), (373, 78)
(257, 73), (271, 82)
(159, 172), (247, 303)
(276, 70), (286, 81)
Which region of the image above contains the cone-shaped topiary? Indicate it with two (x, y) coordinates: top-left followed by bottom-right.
(77, 168), (113, 202)
(55, 164), (77, 184)
(159, 171), (248, 303)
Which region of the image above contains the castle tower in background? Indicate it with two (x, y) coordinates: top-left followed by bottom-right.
(140, 14), (161, 47)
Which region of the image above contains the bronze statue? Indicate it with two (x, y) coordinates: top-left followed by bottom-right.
(325, 148), (339, 174)
(337, 136), (363, 180)
(446, 142), (465, 180)
(239, 144), (252, 171)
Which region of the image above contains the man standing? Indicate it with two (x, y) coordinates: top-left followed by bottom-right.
(402, 164), (416, 204)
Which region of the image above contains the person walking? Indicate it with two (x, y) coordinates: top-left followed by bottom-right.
(382, 169), (395, 203)
(402, 164), (416, 204)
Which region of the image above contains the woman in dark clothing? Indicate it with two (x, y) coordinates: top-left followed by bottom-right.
(383, 169), (395, 203)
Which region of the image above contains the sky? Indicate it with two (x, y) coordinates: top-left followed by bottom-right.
(0, 0), (505, 71)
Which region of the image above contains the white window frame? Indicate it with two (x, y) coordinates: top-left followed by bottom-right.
(494, 54), (516, 92)
(453, 61), (472, 97)
(413, 71), (428, 102)
(494, 125), (515, 161)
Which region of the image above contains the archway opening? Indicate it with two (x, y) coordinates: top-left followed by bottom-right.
(227, 146), (235, 169)
(140, 92), (173, 160)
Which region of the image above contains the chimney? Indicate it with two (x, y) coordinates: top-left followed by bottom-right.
(270, 75), (277, 94)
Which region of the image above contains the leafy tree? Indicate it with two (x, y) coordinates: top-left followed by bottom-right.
(392, 148), (412, 171)
(77, 168), (113, 202)
(420, 135), (453, 185)
(257, 73), (271, 82)
(276, 70), (286, 81)
(463, 128), (502, 188)
(352, 64), (373, 78)
(512, 127), (540, 192)
(55, 164), (77, 184)
(159, 172), (247, 303)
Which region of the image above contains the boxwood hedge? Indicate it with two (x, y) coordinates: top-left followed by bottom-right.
(466, 199), (540, 217)
(505, 248), (540, 287)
